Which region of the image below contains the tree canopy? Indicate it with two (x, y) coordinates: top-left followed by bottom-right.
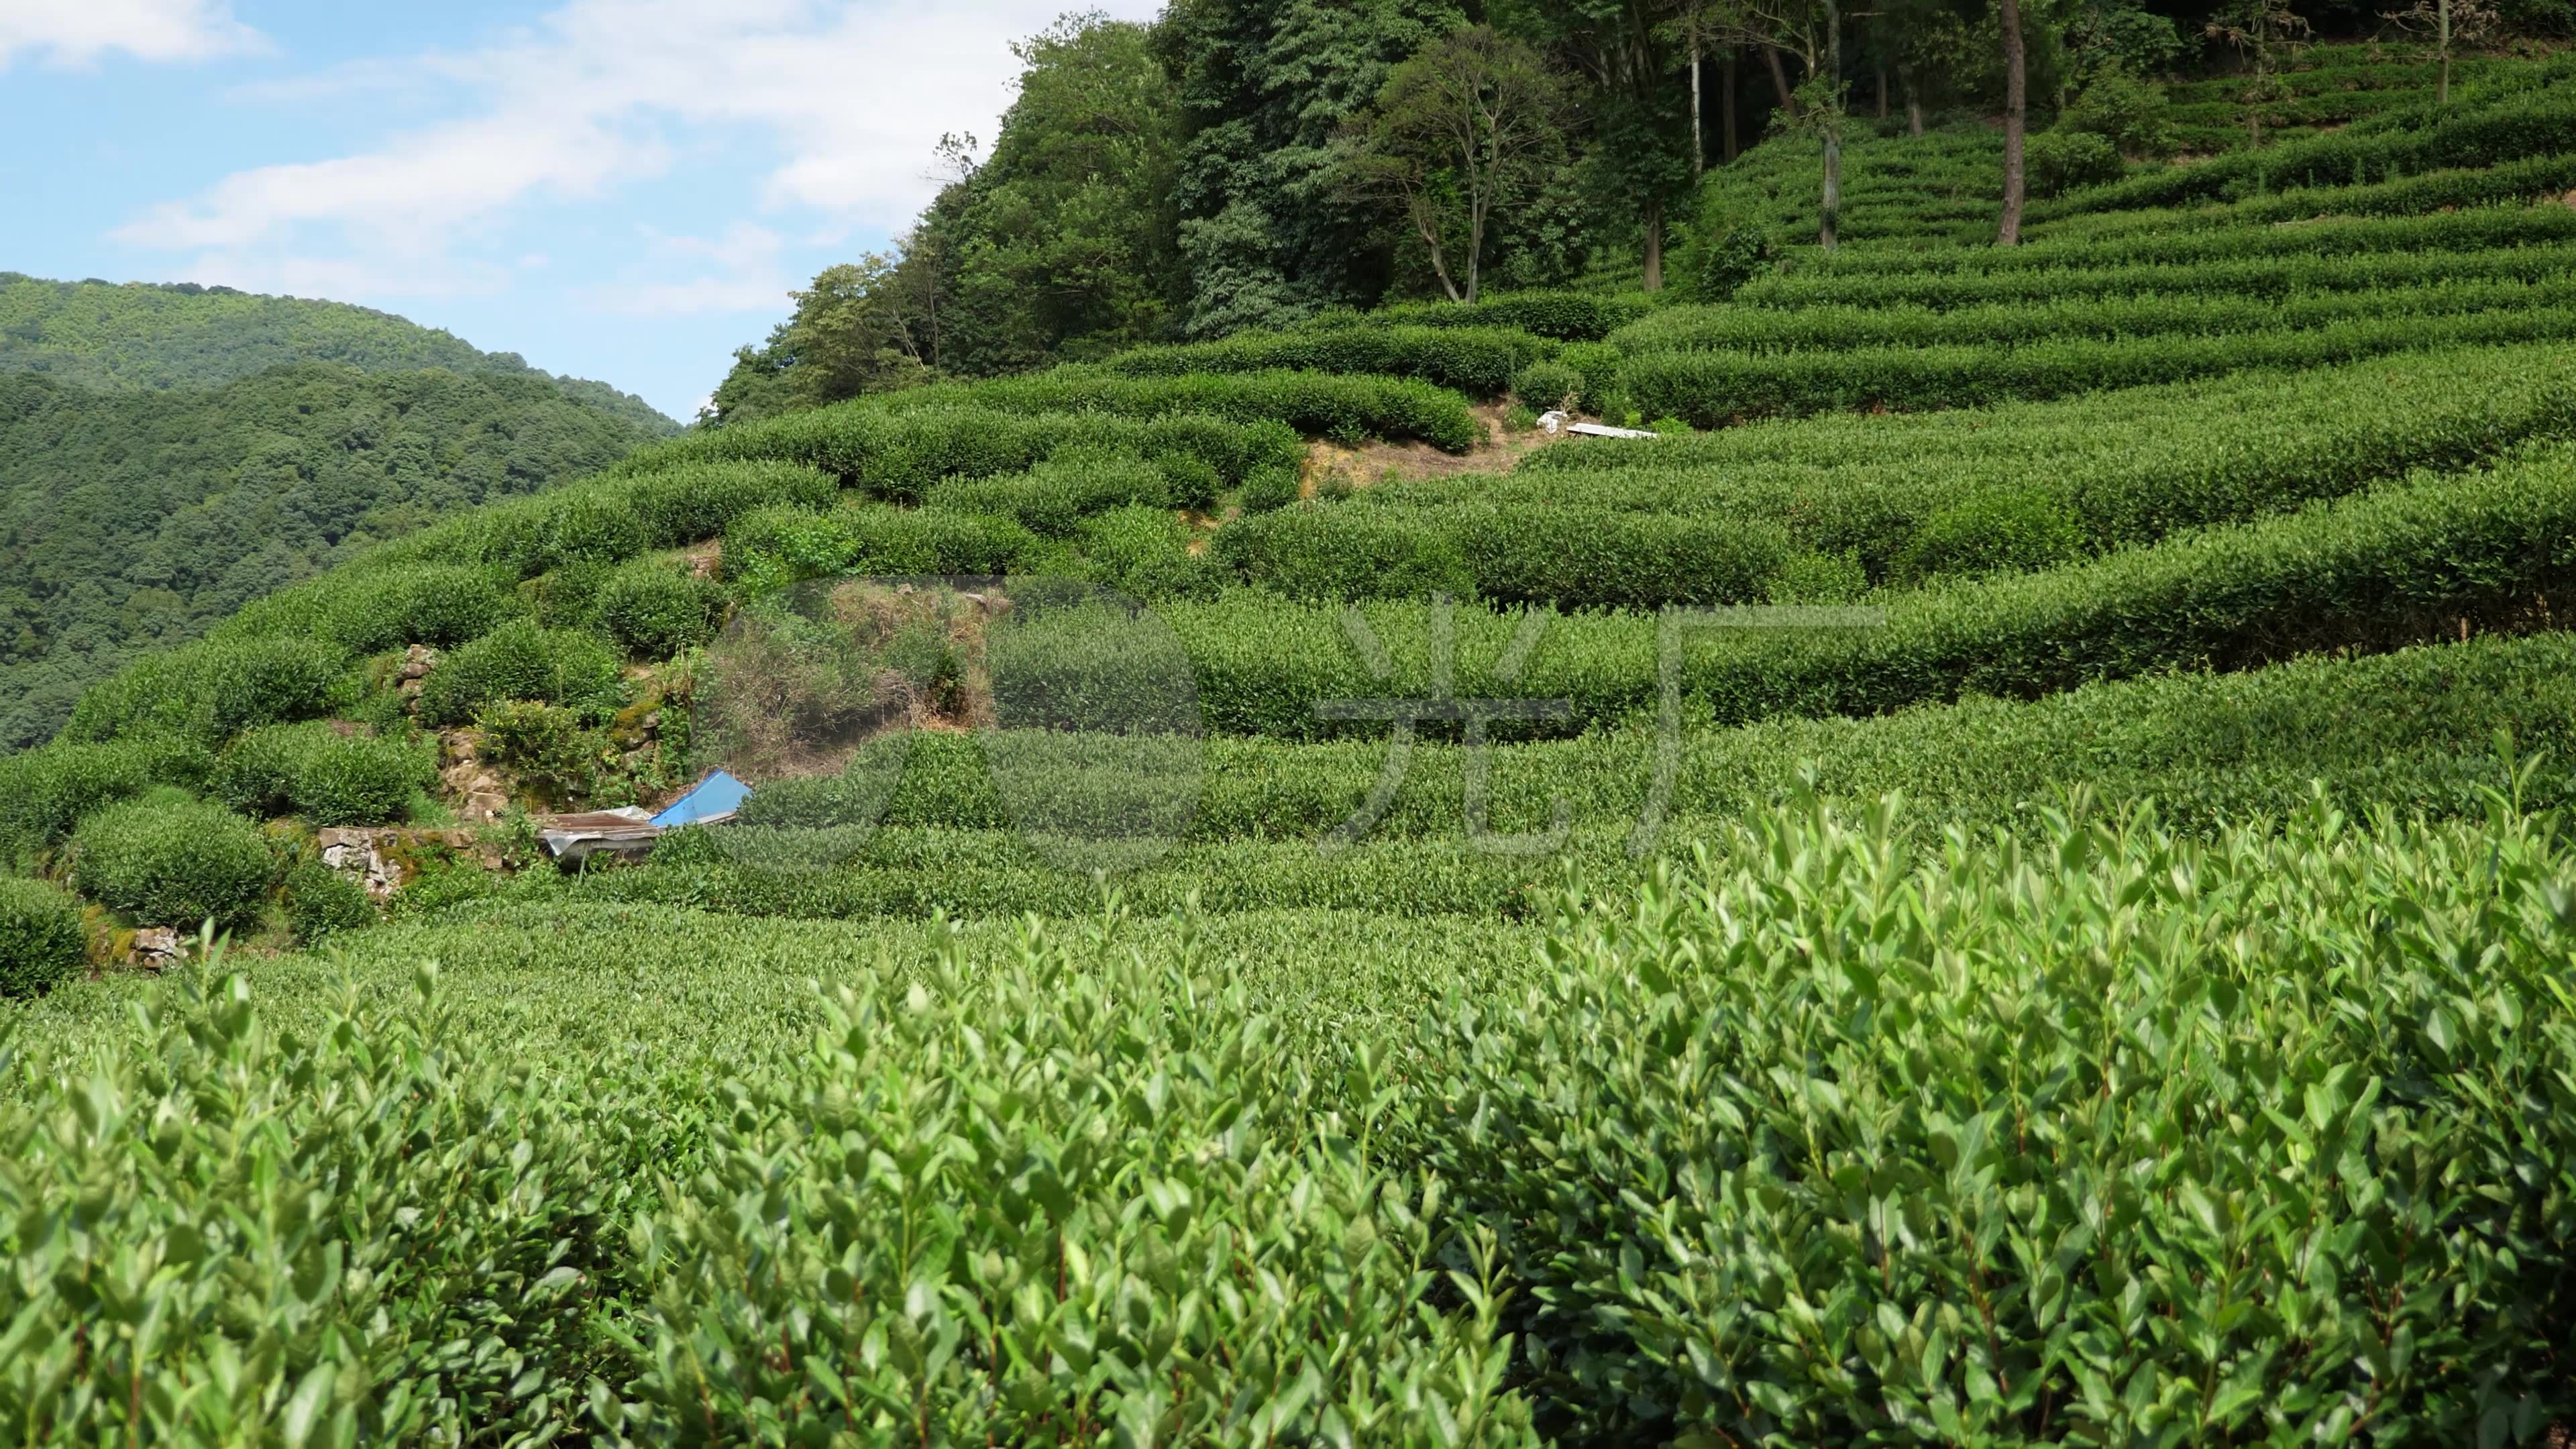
(0, 364), (658, 751)
(0, 272), (677, 435)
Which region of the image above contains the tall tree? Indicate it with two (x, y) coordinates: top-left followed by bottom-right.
(1342, 27), (1570, 303)
(704, 254), (938, 426)
(1497, 0), (1695, 291)
(1155, 0), (1464, 334)
(1719, 0), (1849, 248)
(2206, 0), (2311, 146)
(2381, 0), (2493, 103)
(1722, 48), (1741, 160)
(1999, 0), (2029, 244)
(1660, 1), (1739, 176)
(932, 15), (1187, 374)
(708, 14), (1183, 415)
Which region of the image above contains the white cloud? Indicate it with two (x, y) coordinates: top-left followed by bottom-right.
(0, 0), (264, 68)
(113, 0), (1161, 298)
(594, 223), (794, 317)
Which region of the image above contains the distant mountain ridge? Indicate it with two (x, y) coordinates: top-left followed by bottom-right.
(0, 361), (666, 751)
(0, 272), (679, 435)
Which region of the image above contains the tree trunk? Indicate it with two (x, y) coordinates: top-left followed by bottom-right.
(2438, 0), (2451, 103)
(1877, 64), (1888, 119)
(1998, 0), (2027, 246)
(1644, 198), (1665, 290)
(1723, 50), (1740, 161)
(1901, 65), (1923, 136)
(1765, 45), (1799, 119)
(1416, 199), (1463, 301)
(1821, 0), (1843, 250)
(1691, 40), (1705, 177)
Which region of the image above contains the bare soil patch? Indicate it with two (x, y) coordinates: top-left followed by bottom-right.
(1299, 403), (1566, 496)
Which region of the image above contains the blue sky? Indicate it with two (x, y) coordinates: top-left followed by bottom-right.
(0, 0), (1159, 420)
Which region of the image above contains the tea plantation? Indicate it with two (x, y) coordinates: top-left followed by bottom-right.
(7, 42), (2576, 1447)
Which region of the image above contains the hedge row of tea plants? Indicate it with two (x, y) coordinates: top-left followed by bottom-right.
(6, 800), (2573, 1440)
(1622, 307), (2576, 425)
(2029, 154), (2576, 242)
(1613, 278), (2576, 356)
(1210, 499), (1796, 610)
(211, 721), (435, 825)
(2040, 73), (2576, 215)
(606, 404), (1302, 498)
(1125, 447), (2576, 738)
(1467, 347), (2576, 576)
(1733, 243), (2576, 310)
(1515, 344), (2575, 476)
(710, 629), (2576, 849)
(1787, 205), (2576, 275)
(871, 366), (1484, 451)
(1343, 290), (1654, 341)
(1097, 324), (1554, 399)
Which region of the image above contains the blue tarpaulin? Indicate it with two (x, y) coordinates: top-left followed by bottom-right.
(651, 771), (752, 828)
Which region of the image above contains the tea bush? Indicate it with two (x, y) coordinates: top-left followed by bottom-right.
(1153, 447), (2576, 737)
(65, 637), (354, 746)
(2026, 127), (2125, 197)
(279, 860), (377, 942)
(1099, 323), (1551, 398)
(1614, 280), (2576, 356)
(873, 367), (1484, 451)
(0, 966), (629, 1444)
(1736, 244), (2576, 310)
(922, 450), (1185, 536)
(0, 738), (207, 857)
(1214, 501), (1796, 610)
(1078, 504), (1222, 602)
(1622, 308), (2576, 425)
(70, 798), (274, 933)
(1508, 358), (1582, 411)
(720, 501), (1041, 589)
(7, 806), (2574, 1438)
(592, 560), (722, 660)
(2042, 79), (2576, 214)
(213, 722), (431, 826)
(2034, 154), (2576, 241)
(614, 405), (1301, 498)
(1356, 290), (1654, 340)
(627, 459), (840, 545)
(309, 564), (525, 654)
(707, 630), (2576, 853)
(474, 701), (608, 809)
(1211, 503), (1479, 603)
(415, 620), (623, 727)
(616, 946), (1540, 1444)
(0, 877), (85, 1000)
(1788, 205), (2576, 276)
(1393, 801), (2576, 1442)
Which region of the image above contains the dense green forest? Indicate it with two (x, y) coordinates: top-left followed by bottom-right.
(0, 364), (662, 750)
(0, 273), (677, 436)
(707, 0), (2575, 423)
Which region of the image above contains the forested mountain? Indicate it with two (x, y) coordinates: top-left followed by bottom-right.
(706, 0), (2575, 427)
(0, 273), (677, 435)
(0, 364), (658, 749)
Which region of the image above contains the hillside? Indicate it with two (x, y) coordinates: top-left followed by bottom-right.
(0, 272), (678, 435)
(0, 363), (665, 750)
(6, 26), (2576, 1449)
